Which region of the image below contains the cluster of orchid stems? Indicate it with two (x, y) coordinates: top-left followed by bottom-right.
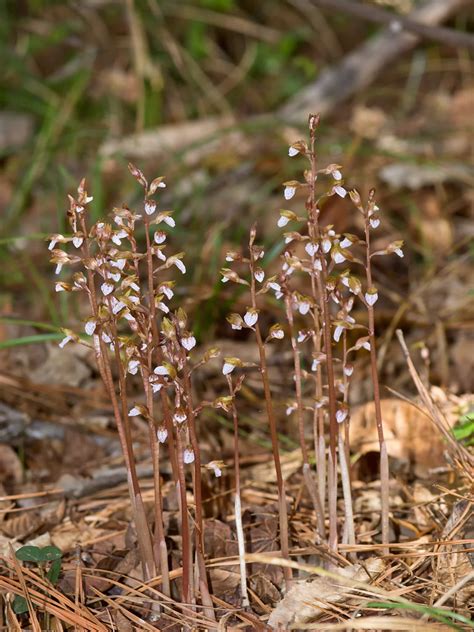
(50, 114), (403, 612)
(221, 114), (403, 571)
(50, 166), (233, 617)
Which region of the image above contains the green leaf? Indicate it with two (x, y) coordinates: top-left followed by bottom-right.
(0, 333), (65, 350)
(12, 595), (29, 615)
(46, 558), (62, 585)
(15, 545), (42, 563)
(39, 545), (62, 563)
(366, 600), (474, 629)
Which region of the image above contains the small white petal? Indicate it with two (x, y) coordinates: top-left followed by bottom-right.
(271, 328), (284, 340)
(181, 336), (196, 351)
(313, 258), (322, 271)
(102, 332), (111, 343)
(344, 365), (354, 377)
(48, 238), (58, 250)
(244, 311), (258, 327)
(55, 263), (63, 275)
(58, 335), (72, 349)
(85, 320), (96, 336)
(363, 341), (371, 351)
(154, 365), (169, 376)
(334, 185), (347, 198)
(183, 448), (195, 464)
(322, 238), (331, 253)
(222, 362), (235, 376)
(336, 409), (348, 423)
(268, 282), (281, 293)
(340, 238), (352, 249)
(152, 383), (163, 393)
(370, 218), (380, 229)
(277, 215), (290, 228)
(311, 359), (319, 371)
(174, 411), (187, 424)
(298, 301), (310, 315)
(288, 146), (299, 157)
(154, 232), (166, 244)
(73, 236), (83, 248)
(174, 259), (186, 274)
(254, 270), (265, 283)
(284, 186), (296, 200)
(55, 283), (65, 292)
(333, 325), (344, 342)
(145, 200), (156, 215)
(157, 428), (168, 443)
(113, 258), (127, 270)
(128, 360), (140, 375)
(332, 169), (342, 181)
(365, 292), (378, 306)
(111, 299), (126, 315)
(162, 287), (174, 301)
(305, 242), (318, 257)
(129, 407), (140, 417)
(334, 252), (346, 264)
(164, 216), (175, 228)
(101, 282), (114, 296)
(395, 248), (404, 258)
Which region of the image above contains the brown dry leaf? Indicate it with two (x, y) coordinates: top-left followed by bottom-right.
(436, 548), (473, 606)
(1, 510), (43, 540)
(350, 398), (453, 477)
(0, 444), (23, 488)
(450, 87), (474, 129)
(209, 568), (241, 596)
(350, 105), (387, 139)
(247, 448), (302, 484)
(416, 192), (453, 255)
(204, 519), (236, 559)
(268, 558), (384, 628)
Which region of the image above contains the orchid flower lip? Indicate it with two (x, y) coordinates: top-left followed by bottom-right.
(284, 186), (296, 200)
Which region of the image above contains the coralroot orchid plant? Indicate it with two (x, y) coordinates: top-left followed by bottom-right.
(50, 115), (402, 610)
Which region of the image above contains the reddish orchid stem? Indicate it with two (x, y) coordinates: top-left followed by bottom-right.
(179, 345), (215, 621)
(249, 234), (292, 589)
(78, 213), (155, 581)
(226, 375), (249, 607)
(283, 290), (325, 537)
(364, 212), (390, 551)
(143, 216), (171, 594)
(307, 119), (339, 552)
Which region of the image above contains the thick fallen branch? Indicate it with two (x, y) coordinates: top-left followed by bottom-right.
(278, 0), (471, 124)
(309, 0), (474, 52)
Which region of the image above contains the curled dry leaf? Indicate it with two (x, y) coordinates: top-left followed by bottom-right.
(349, 398), (456, 478)
(268, 558), (384, 628)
